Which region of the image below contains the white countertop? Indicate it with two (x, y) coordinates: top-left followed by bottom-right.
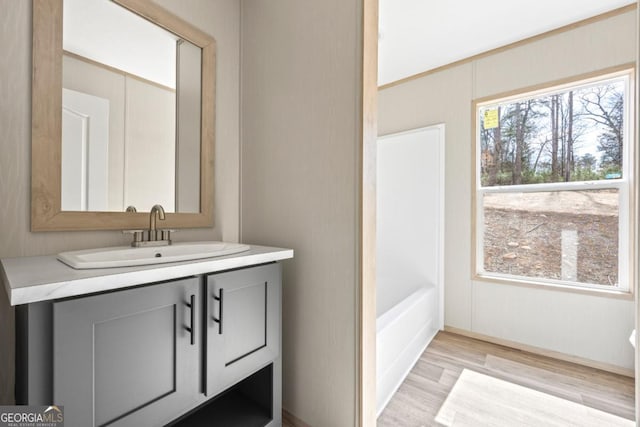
(1, 244), (293, 306)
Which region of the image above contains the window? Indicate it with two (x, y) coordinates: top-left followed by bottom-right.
(474, 69), (634, 292)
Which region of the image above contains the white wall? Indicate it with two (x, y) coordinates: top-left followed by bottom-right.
(378, 9), (637, 370)
(240, 0), (363, 425)
(0, 0), (240, 404)
(124, 76), (176, 211)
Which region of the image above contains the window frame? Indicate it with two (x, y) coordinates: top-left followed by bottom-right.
(471, 66), (635, 296)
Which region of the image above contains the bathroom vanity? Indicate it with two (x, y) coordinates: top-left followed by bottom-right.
(19, 1), (287, 423)
(1, 244), (293, 427)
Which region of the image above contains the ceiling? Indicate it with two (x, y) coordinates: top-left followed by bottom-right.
(378, 0), (636, 86)
(64, 0), (178, 88)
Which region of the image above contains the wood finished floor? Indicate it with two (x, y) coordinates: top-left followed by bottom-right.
(282, 416), (295, 427)
(378, 331), (635, 426)
(282, 413), (296, 427)
(282, 410), (308, 427)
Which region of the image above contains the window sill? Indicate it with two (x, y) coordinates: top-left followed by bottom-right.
(473, 273), (634, 300)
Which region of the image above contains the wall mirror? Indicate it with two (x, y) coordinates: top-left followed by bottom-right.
(32, 0), (215, 231)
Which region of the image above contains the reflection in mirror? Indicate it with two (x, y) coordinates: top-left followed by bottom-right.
(31, 0), (215, 231)
(61, 0), (201, 213)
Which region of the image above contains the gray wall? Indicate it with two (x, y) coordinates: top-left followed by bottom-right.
(0, 0), (241, 404)
(240, 0), (363, 425)
(378, 9), (637, 371)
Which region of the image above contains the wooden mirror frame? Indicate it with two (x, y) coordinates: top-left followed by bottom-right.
(31, 0), (215, 231)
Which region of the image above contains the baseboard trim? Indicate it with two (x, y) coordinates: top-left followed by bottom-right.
(444, 326), (635, 378)
(283, 409), (311, 427)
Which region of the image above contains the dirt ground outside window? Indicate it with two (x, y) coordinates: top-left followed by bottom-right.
(482, 190), (619, 286)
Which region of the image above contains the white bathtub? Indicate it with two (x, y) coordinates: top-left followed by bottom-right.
(376, 126), (445, 415)
(376, 284), (440, 416)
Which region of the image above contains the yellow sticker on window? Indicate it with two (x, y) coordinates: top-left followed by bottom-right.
(483, 109), (499, 129)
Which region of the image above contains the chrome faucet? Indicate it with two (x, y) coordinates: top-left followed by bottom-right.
(125, 204), (173, 247)
(149, 204), (166, 241)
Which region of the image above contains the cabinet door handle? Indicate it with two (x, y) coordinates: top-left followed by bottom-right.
(185, 294), (195, 345)
(212, 288), (224, 335)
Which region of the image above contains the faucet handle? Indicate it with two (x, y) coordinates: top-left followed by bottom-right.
(159, 229), (176, 244)
(122, 229), (145, 235)
(123, 229), (144, 246)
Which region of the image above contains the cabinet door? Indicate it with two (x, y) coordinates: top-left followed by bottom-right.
(206, 263), (281, 396)
(53, 277), (201, 427)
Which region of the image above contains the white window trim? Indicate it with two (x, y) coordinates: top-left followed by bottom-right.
(473, 69), (635, 294)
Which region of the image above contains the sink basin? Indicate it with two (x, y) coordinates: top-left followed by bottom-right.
(57, 241), (251, 269)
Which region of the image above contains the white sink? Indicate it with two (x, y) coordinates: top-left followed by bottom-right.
(57, 241), (251, 269)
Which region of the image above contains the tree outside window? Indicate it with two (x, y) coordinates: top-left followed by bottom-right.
(474, 70), (633, 291)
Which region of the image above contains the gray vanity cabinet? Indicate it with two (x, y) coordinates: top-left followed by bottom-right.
(11, 259), (286, 426)
(53, 277), (201, 427)
(205, 263), (281, 397)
